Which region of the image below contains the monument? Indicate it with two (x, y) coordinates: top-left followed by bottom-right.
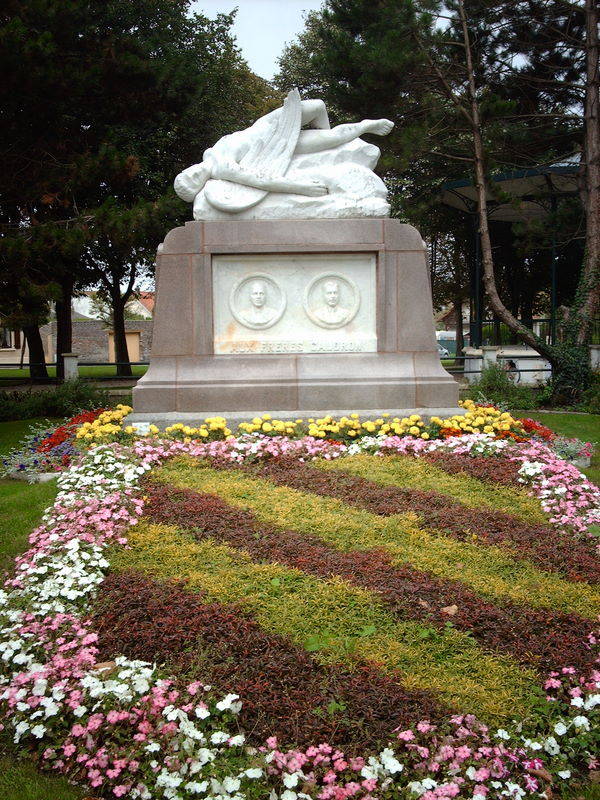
(132, 89), (459, 422)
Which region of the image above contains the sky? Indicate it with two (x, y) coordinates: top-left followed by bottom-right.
(190, 0), (324, 80)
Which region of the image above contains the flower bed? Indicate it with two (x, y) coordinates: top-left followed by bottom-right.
(0, 412), (599, 800)
(0, 409), (106, 479)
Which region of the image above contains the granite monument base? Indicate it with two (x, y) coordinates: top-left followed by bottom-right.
(133, 218), (459, 418)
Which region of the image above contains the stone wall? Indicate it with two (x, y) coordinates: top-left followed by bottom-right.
(39, 319), (153, 362)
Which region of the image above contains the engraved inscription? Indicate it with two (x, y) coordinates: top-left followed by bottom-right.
(226, 340), (371, 354)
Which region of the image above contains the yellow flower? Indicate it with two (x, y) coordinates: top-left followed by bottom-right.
(421, 432), (430, 440)
(409, 426), (420, 435)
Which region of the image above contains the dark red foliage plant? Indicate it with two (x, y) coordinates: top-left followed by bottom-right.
(93, 571), (449, 752)
(142, 482), (595, 673)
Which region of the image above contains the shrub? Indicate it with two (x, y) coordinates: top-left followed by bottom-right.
(578, 371), (600, 414)
(0, 380), (109, 422)
(465, 364), (540, 410)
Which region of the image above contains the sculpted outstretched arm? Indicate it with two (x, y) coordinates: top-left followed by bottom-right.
(212, 162), (327, 197)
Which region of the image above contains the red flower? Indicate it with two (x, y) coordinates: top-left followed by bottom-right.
(518, 418), (555, 442)
(37, 409), (106, 453)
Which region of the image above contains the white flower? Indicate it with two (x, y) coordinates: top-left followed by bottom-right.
(380, 747), (403, 774)
(553, 722), (568, 735)
(184, 781), (209, 794)
(41, 699), (59, 717)
(228, 734), (245, 746)
(216, 693), (242, 713)
(222, 776), (241, 793)
(190, 748), (214, 767)
(360, 765), (378, 780)
(557, 770), (571, 779)
(495, 729), (510, 740)
(283, 773), (299, 788)
(281, 792), (297, 800)
(210, 731), (229, 744)
(543, 736), (560, 755)
(571, 715), (590, 730)
(501, 782), (525, 799)
(31, 724), (46, 738)
(156, 769), (183, 789)
(245, 768), (263, 779)
(32, 679), (47, 696)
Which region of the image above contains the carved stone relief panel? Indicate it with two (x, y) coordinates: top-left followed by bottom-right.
(212, 253), (376, 355)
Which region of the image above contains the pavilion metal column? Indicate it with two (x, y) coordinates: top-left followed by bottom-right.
(550, 193), (558, 344)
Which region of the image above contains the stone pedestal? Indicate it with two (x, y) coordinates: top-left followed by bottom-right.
(132, 218), (459, 420)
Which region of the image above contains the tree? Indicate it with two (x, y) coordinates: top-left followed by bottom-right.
(277, 0), (597, 395)
(413, 0), (597, 394)
(88, 292), (147, 325)
(0, 1), (267, 377)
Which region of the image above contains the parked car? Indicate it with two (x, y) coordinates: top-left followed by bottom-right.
(437, 344), (450, 358)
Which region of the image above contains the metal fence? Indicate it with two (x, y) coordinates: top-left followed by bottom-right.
(444, 354), (553, 385)
(470, 318), (600, 347)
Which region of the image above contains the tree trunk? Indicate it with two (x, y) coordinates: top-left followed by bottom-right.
(111, 295), (132, 377)
(55, 281), (73, 382)
(576, 0), (600, 345)
(23, 324), (49, 381)
(457, 0), (555, 364)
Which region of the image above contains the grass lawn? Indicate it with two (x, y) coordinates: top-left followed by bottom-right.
(0, 420), (86, 799)
(0, 364), (147, 381)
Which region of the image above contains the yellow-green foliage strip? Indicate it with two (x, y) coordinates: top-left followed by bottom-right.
(319, 454), (546, 524)
(155, 459), (600, 620)
(110, 520), (540, 721)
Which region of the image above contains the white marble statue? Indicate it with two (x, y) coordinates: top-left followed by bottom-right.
(174, 88), (394, 220)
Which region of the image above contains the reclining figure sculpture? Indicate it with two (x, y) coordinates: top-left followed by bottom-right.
(174, 88), (394, 220)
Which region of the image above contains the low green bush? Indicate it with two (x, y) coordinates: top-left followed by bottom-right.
(579, 372), (600, 414)
(464, 364), (540, 411)
(0, 380), (109, 422)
